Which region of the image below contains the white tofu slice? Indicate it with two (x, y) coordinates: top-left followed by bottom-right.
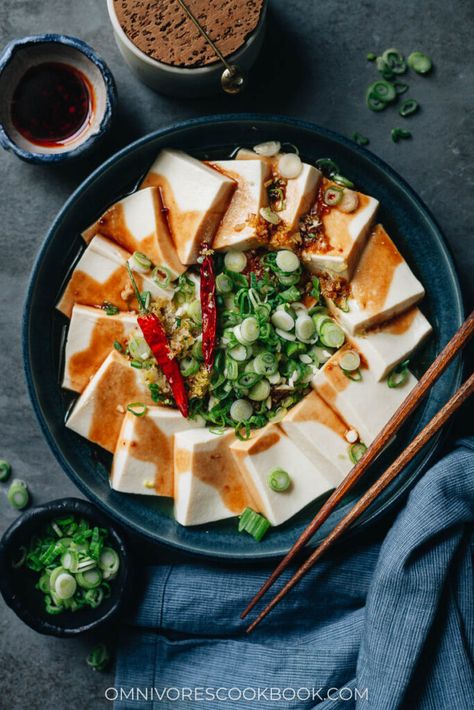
(63, 305), (137, 393)
(303, 180), (379, 280)
(209, 160), (271, 251)
(111, 406), (204, 497)
(277, 163), (321, 232)
(279, 391), (353, 482)
(141, 149), (236, 264)
(174, 429), (254, 526)
(82, 187), (184, 279)
(350, 307), (432, 381)
(235, 147), (278, 168)
(230, 424), (336, 526)
(311, 343), (417, 445)
(56, 235), (173, 318)
(326, 224), (425, 334)
(66, 350), (154, 453)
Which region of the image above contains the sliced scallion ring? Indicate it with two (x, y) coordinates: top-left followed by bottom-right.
(315, 158), (339, 176)
(271, 310), (294, 332)
(240, 317), (260, 343)
(224, 250), (247, 272)
(323, 185), (343, 206)
(152, 265), (172, 289)
(338, 189), (359, 213)
(188, 299), (202, 325)
(267, 468), (291, 492)
(276, 250), (300, 272)
(238, 371), (262, 388)
(338, 350), (361, 372)
(319, 321), (345, 349)
(352, 132), (370, 146)
(366, 91), (387, 112)
(368, 80), (397, 104)
(128, 336), (152, 360)
(215, 273), (233, 294)
(248, 379), (271, 402)
(387, 362), (410, 388)
(344, 369), (363, 382)
(7, 479), (29, 510)
(76, 568), (102, 590)
(98, 547), (120, 578)
(192, 340), (204, 361)
(230, 399), (253, 422)
(295, 314), (315, 341)
(382, 48), (407, 74)
(253, 352), (278, 376)
(399, 99), (419, 117)
(394, 81), (409, 94)
(278, 152), (303, 179)
(180, 357), (200, 377)
(259, 206), (281, 225)
(0, 459), (11, 482)
(131, 251), (152, 272)
(332, 174), (355, 189)
(238, 507), (271, 541)
(407, 51), (432, 74)
(229, 344), (250, 362)
(391, 128), (412, 143)
(127, 402), (147, 417)
(349, 442), (367, 464)
(54, 572), (77, 600)
(253, 140), (281, 157)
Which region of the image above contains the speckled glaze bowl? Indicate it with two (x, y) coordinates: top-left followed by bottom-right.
(106, 0), (267, 97)
(0, 35), (117, 164)
(0, 498), (131, 637)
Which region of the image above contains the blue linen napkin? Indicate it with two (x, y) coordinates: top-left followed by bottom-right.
(114, 438), (474, 709)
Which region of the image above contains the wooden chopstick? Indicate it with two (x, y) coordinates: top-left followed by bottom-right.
(246, 371), (474, 633)
(241, 311), (474, 621)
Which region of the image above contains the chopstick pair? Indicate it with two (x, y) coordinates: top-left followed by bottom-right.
(242, 311), (474, 633)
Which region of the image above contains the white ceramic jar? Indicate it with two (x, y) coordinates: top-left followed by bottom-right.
(107, 0), (267, 97)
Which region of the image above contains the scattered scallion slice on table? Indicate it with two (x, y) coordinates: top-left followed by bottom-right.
(349, 442), (367, 464)
(391, 128), (412, 143)
(352, 132), (370, 146)
(387, 359), (410, 388)
(7, 479), (29, 509)
(399, 99), (419, 117)
(0, 459), (12, 482)
(339, 350), (361, 372)
(407, 51), (433, 74)
(87, 643), (111, 672)
(131, 251), (152, 272)
(382, 48), (407, 75)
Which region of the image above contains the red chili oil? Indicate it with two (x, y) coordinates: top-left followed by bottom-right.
(11, 62), (93, 146)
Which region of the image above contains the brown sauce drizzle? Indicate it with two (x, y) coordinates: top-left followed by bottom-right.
(68, 314), (128, 392)
(248, 429), (281, 455)
(175, 433), (254, 513)
(88, 355), (152, 453)
(374, 306), (418, 335)
(58, 265), (143, 317)
(289, 392), (348, 438)
(351, 224), (403, 313)
(127, 413), (174, 497)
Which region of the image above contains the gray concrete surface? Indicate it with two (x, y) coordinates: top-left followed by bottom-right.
(0, 0), (473, 708)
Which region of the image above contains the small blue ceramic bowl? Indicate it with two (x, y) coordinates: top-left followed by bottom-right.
(0, 35), (117, 164)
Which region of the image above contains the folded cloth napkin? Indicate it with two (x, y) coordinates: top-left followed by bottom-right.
(114, 438), (474, 709)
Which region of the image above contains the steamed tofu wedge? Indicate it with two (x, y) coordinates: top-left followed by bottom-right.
(279, 391), (353, 482)
(351, 307), (432, 381)
(56, 235), (173, 318)
(63, 305), (137, 393)
(277, 162), (321, 232)
(173, 429), (255, 526)
(303, 180), (379, 280)
(66, 350), (154, 453)
(210, 159), (271, 251)
(112, 407), (204, 497)
(82, 187), (184, 279)
(312, 344), (417, 445)
(326, 224), (425, 334)
(141, 149), (236, 264)
(230, 424), (336, 526)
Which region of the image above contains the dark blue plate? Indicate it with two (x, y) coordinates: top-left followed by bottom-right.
(23, 115), (464, 559)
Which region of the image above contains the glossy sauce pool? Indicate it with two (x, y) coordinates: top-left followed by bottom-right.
(11, 62), (93, 146)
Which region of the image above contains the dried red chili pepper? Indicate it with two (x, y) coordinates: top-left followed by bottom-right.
(199, 244), (217, 370)
(126, 264), (188, 418)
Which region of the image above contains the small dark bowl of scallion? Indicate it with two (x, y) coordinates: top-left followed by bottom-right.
(0, 497), (131, 636)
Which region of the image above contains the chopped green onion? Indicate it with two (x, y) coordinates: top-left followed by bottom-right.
(11, 546), (27, 569)
(230, 399), (253, 422)
(152, 265), (172, 289)
(224, 251), (247, 272)
(248, 379), (271, 402)
(376, 56), (395, 80)
(0, 459), (11, 482)
(295, 314), (315, 341)
(180, 357), (199, 377)
(77, 568), (102, 590)
(259, 206), (281, 225)
(44, 595), (64, 615)
(229, 344), (250, 362)
(323, 185), (343, 206)
(240, 317), (260, 343)
(319, 321), (345, 349)
(352, 133), (370, 146)
(344, 369), (362, 382)
(391, 128), (412, 143)
(382, 48), (407, 74)
(253, 352), (278, 376)
(332, 174), (355, 189)
(238, 507), (271, 541)
(338, 350), (361, 372)
(54, 572), (77, 600)
(192, 340), (204, 361)
(311, 345), (333, 365)
(113, 340), (123, 352)
(103, 302), (119, 316)
(141, 291), (152, 310)
(188, 299), (202, 325)
(253, 140), (281, 157)
(394, 81), (409, 94)
(84, 588), (104, 608)
(267, 468), (291, 492)
(315, 158), (339, 176)
(215, 273), (233, 294)
(225, 357), (239, 380)
(7, 479), (29, 510)
(130, 359), (143, 369)
(349, 442), (367, 464)
(129, 335), (152, 360)
(238, 371), (262, 388)
(399, 99), (419, 117)
(366, 52), (376, 61)
(98, 547), (120, 579)
(132, 251), (152, 272)
(367, 80), (396, 104)
(127, 402), (147, 417)
(387, 361), (410, 388)
(87, 643), (111, 672)
(271, 310), (294, 332)
(407, 51), (432, 74)
(276, 250), (300, 273)
(366, 92), (387, 112)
